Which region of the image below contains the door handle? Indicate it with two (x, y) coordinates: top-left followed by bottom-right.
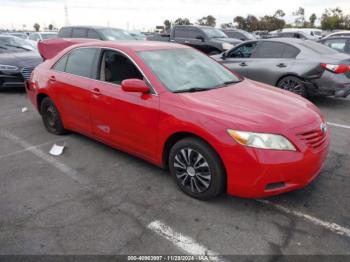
(92, 87), (101, 96)
(48, 75), (56, 82)
(184, 40), (190, 44)
(239, 62), (248, 67)
(276, 63), (287, 68)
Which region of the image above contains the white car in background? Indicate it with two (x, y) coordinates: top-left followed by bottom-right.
(28, 31), (58, 42)
(281, 28), (322, 40)
(322, 30), (350, 39)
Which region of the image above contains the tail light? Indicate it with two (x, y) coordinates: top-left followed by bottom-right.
(321, 63), (350, 74)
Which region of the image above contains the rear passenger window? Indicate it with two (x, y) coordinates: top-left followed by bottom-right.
(87, 29), (100, 39)
(58, 28), (72, 38)
(65, 48), (99, 78)
(174, 28), (188, 38)
(53, 55), (68, 72)
(72, 28), (88, 38)
(283, 45), (300, 58)
(253, 42), (285, 58)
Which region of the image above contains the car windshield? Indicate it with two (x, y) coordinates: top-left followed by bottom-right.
(201, 27), (227, 39)
(313, 31), (322, 36)
(9, 33), (26, 39)
(0, 36), (33, 51)
(138, 48), (240, 92)
(41, 33), (57, 40)
(99, 29), (134, 40)
(299, 40), (338, 55)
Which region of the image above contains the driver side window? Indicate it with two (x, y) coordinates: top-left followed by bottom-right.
(99, 50), (143, 85)
(228, 42), (257, 58)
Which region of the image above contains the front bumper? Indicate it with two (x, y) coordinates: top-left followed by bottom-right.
(0, 73), (24, 88)
(218, 122), (330, 198)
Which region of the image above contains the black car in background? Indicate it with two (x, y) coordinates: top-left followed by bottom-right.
(148, 25), (242, 55)
(58, 26), (135, 40)
(318, 37), (350, 54)
(0, 35), (42, 89)
(221, 29), (256, 41)
(213, 38), (350, 98)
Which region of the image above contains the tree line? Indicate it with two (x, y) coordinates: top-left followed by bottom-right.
(163, 7), (350, 32)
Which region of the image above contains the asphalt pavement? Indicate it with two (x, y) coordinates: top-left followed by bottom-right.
(0, 88), (349, 256)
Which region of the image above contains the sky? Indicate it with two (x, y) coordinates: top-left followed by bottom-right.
(1, 0), (350, 31)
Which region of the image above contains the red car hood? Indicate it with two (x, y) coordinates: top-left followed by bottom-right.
(178, 79), (323, 133)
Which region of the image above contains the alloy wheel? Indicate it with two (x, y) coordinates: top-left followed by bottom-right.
(173, 148), (212, 194)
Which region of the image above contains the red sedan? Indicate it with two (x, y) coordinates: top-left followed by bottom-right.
(26, 40), (330, 200)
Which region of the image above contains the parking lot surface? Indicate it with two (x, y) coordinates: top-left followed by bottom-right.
(0, 89), (349, 255)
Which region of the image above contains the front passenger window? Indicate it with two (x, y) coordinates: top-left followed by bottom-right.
(99, 50), (143, 85)
(228, 42), (257, 58)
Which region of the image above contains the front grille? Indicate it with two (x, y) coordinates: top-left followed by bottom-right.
(21, 67), (34, 81)
(298, 129), (327, 150)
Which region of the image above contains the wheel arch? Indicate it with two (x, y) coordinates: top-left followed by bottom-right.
(36, 92), (50, 114)
(162, 131), (227, 193)
(275, 74), (304, 87)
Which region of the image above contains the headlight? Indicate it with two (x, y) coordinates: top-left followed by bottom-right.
(222, 43), (234, 50)
(0, 64), (19, 71)
(228, 130), (296, 151)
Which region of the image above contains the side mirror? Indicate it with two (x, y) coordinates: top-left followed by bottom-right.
(221, 51), (228, 60)
(196, 35), (205, 41)
(121, 79), (150, 93)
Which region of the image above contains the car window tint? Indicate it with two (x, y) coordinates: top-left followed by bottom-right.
(188, 29), (203, 39)
(65, 48), (98, 78)
(283, 45), (300, 58)
(174, 28), (188, 38)
(72, 28), (88, 38)
(100, 50), (143, 85)
(58, 28), (72, 38)
(253, 42), (285, 58)
(228, 42), (257, 58)
(298, 41), (337, 55)
(53, 54), (69, 72)
(87, 29), (100, 39)
(232, 32), (244, 39)
(323, 39), (347, 52)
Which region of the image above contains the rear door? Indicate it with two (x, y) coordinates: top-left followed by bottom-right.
(50, 47), (100, 134)
(247, 41), (299, 85)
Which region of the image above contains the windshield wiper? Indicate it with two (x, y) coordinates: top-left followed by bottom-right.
(223, 80), (241, 85)
(173, 87), (212, 93)
(5, 44), (31, 51)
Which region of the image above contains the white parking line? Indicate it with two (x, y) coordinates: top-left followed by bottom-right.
(0, 130), (91, 187)
(327, 122), (350, 130)
(148, 220), (220, 257)
(0, 138), (66, 160)
(258, 200), (350, 239)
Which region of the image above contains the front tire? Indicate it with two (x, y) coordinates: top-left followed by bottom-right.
(277, 76), (307, 97)
(40, 97), (66, 135)
(169, 137), (225, 200)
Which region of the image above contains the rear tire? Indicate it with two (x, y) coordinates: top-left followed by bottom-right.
(40, 97), (66, 135)
(277, 76), (307, 97)
(169, 137), (225, 200)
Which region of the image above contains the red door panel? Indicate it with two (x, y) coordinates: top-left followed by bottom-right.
(49, 71), (92, 134)
(89, 81), (160, 160)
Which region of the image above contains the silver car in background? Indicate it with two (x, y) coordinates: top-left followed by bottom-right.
(213, 38), (350, 98)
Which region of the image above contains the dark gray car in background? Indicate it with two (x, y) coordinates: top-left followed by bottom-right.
(213, 38), (350, 98)
(0, 35), (42, 89)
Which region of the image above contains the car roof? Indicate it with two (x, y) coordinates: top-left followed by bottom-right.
(74, 40), (189, 52)
(60, 25), (118, 30)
